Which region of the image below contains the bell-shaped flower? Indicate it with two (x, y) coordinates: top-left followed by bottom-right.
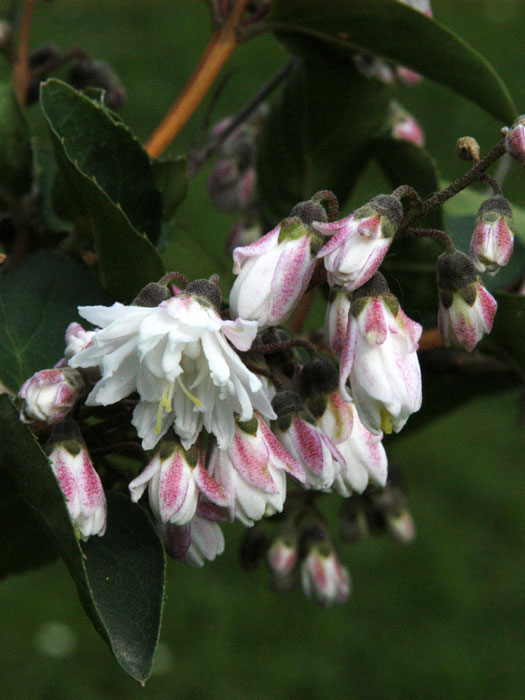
(229, 212), (323, 329)
(437, 250), (497, 351)
(129, 437), (228, 526)
(267, 527), (298, 579)
(46, 421), (106, 540)
(325, 287), (351, 358)
(504, 115), (525, 165)
(333, 405), (388, 496)
(208, 413), (305, 526)
(300, 532), (350, 606)
(315, 195), (403, 291)
(70, 278), (275, 451)
(470, 196), (514, 275)
(339, 274), (422, 435)
(18, 367), (84, 425)
(159, 502), (226, 567)
(272, 391), (346, 491)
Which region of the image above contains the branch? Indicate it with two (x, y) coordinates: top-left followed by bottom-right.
(12, 0), (35, 105)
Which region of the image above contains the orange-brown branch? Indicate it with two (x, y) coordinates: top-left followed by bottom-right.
(145, 0), (249, 158)
(12, 0), (36, 105)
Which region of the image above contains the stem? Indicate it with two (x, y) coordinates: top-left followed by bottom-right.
(244, 361), (284, 391)
(392, 185), (422, 210)
(311, 190), (339, 222)
(404, 227), (456, 253)
(145, 0), (250, 158)
(478, 172), (503, 196)
(418, 328), (443, 351)
(12, 0), (35, 105)
(187, 58), (294, 176)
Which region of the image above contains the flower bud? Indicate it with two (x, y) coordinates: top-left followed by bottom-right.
(325, 287), (351, 357)
(339, 274), (422, 435)
(18, 368), (84, 424)
(456, 136), (480, 162)
(389, 102), (425, 147)
(267, 526), (298, 578)
(470, 196), (514, 275)
(63, 323), (97, 363)
(315, 195), (403, 291)
(230, 214), (323, 328)
(299, 529), (350, 606)
(46, 421), (106, 540)
(159, 504), (226, 567)
(129, 438), (228, 526)
(67, 59), (127, 110)
(436, 250), (497, 351)
(504, 115), (525, 165)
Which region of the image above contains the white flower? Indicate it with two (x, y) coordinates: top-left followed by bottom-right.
(70, 291), (275, 450)
(300, 544), (350, 606)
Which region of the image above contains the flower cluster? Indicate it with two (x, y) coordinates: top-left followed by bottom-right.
(17, 157), (510, 603)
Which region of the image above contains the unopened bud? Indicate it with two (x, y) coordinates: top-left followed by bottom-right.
(456, 136), (480, 162)
(504, 115), (525, 165)
(67, 59), (126, 110)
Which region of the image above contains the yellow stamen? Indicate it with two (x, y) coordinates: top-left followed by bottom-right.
(177, 376), (202, 408)
(380, 406), (393, 434)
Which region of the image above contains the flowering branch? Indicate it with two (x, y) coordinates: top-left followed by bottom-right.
(145, 0), (250, 157)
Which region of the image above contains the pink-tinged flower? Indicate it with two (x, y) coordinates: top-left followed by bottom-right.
(159, 503), (226, 567)
(300, 537), (350, 606)
(47, 421), (106, 540)
(470, 196), (514, 275)
(389, 102), (425, 147)
(504, 115), (525, 165)
(208, 161), (256, 213)
(129, 438), (228, 526)
(273, 391), (346, 491)
(436, 250), (497, 351)
(18, 367), (84, 424)
(325, 288), (351, 357)
(334, 403), (388, 496)
(340, 274), (422, 435)
(64, 322), (97, 363)
(208, 413), (305, 526)
(70, 278), (275, 451)
(315, 195), (403, 291)
(229, 216), (322, 328)
(267, 529), (298, 578)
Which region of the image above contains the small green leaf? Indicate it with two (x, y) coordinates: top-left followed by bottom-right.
(40, 80), (165, 300)
(40, 79), (162, 241)
(152, 156), (188, 222)
(269, 0), (516, 124)
(33, 140), (73, 237)
(0, 250), (110, 393)
(257, 54), (390, 221)
(0, 395), (165, 683)
(0, 82), (33, 206)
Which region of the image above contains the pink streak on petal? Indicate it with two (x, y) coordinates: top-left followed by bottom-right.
(194, 461), (229, 507)
(230, 432), (278, 493)
(292, 418), (324, 475)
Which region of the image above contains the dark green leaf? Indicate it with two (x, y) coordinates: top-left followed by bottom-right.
(490, 293), (525, 371)
(257, 54), (390, 222)
(269, 0), (516, 124)
(152, 156), (188, 222)
(0, 395), (165, 683)
(0, 250), (110, 393)
(40, 80), (164, 300)
(39, 79), (162, 241)
(33, 140), (73, 237)
(0, 82), (33, 206)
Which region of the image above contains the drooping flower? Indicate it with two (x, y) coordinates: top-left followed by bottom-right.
(18, 367), (84, 424)
(159, 502), (226, 567)
(272, 391), (346, 491)
(129, 438), (228, 526)
(469, 196), (514, 275)
(314, 195), (403, 291)
(324, 287), (351, 358)
(229, 211), (323, 329)
(339, 274), (422, 435)
(436, 250), (497, 351)
(267, 527), (299, 579)
(300, 530), (350, 606)
(389, 101), (425, 147)
(208, 413), (305, 526)
(70, 279), (275, 450)
(46, 421), (106, 540)
(503, 115), (525, 166)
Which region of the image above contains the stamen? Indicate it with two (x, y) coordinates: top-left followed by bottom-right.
(177, 376), (202, 408)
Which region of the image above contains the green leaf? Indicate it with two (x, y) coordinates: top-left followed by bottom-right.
(40, 79), (162, 241)
(490, 293), (525, 371)
(0, 395), (165, 683)
(0, 250), (110, 393)
(257, 54), (390, 222)
(269, 0), (516, 124)
(152, 156), (188, 222)
(40, 80), (164, 300)
(33, 140), (73, 237)
(0, 82), (33, 206)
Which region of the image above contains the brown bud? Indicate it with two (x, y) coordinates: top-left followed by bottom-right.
(455, 136), (480, 162)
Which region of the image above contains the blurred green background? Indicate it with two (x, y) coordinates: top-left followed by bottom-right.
(1, 1), (525, 698)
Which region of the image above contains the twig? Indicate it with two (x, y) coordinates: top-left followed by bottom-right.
(12, 0), (35, 105)
(145, 0), (250, 157)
